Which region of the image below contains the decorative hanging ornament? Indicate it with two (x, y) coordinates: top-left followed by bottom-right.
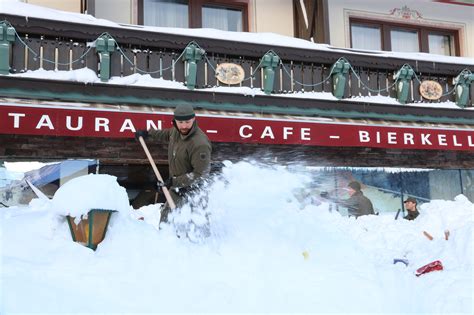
(419, 80), (443, 100)
(215, 63), (245, 85)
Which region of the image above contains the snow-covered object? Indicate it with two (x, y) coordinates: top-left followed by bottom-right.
(51, 174), (130, 217)
(1, 161), (473, 313)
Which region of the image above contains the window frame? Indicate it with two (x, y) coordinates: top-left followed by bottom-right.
(349, 18), (460, 56)
(138, 0), (249, 31)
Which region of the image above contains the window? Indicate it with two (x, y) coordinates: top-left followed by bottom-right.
(350, 19), (460, 56)
(351, 24), (381, 51)
(144, 0), (189, 28)
(390, 29), (419, 52)
(139, 0), (249, 31)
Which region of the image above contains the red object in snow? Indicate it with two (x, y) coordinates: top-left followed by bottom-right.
(415, 260), (444, 277)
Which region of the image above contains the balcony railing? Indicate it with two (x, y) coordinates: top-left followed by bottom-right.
(1, 13), (473, 107)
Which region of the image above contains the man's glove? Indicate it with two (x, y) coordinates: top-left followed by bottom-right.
(135, 129), (149, 140)
(157, 177), (173, 190)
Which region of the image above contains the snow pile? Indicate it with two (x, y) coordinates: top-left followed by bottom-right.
(1, 161), (473, 314)
(50, 174), (130, 217)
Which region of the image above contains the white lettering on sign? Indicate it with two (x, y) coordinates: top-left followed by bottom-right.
(421, 134), (432, 145)
(404, 133), (414, 145)
(120, 119), (136, 133)
(95, 117), (110, 132)
(358, 130), (473, 148)
(438, 134), (447, 146)
(453, 135), (462, 147)
(8, 113), (25, 128)
(359, 131), (370, 142)
(387, 132), (397, 144)
(261, 126), (275, 139)
(239, 125), (252, 138)
(36, 115), (54, 130)
(66, 116), (83, 131)
(301, 128), (311, 140)
(283, 127), (293, 139)
(146, 120), (162, 131)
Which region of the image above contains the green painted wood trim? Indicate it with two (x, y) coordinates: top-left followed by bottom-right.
(66, 216), (76, 242)
(1, 87), (473, 125)
(88, 210), (95, 250)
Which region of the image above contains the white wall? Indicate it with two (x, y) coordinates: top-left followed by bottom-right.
(23, 0), (81, 13)
(327, 0), (474, 57)
(251, 0), (294, 37)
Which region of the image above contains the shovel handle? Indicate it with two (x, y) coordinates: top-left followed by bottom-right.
(138, 136), (176, 209)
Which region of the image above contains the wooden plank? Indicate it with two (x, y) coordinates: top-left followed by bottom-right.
(85, 44), (98, 73)
(378, 71), (389, 97)
(387, 70), (397, 99)
(322, 64), (332, 94)
(26, 37), (41, 71)
(412, 76), (423, 103)
(41, 39), (56, 70)
(251, 59), (262, 90)
(11, 37), (26, 73)
(238, 58), (252, 89)
(312, 65), (323, 93)
(280, 61), (292, 93)
(109, 49), (122, 77)
(358, 68), (370, 97)
(135, 49), (149, 75)
(368, 71), (379, 96)
(350, 69), (360, 98)
(206, 54), (219, 87)
(195, 55), (207, 89)
(292, 62), (304, 92)
(121, 48), (135, 76)
(71, 42), (86, 70)
(148, 50), (161, 78)
(56, 40), (71, 71)
(174, 51), (185, 83)
(161, 51), (173, 81)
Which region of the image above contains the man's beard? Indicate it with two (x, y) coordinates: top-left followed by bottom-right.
(179, 128), (191, 135)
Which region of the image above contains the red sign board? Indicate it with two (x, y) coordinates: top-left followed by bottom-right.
(1, 103), (473, 151)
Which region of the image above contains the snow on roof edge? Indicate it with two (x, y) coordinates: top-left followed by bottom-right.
(2, 1), (473, 66)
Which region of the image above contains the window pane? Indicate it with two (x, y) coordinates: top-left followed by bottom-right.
(390, 29), (419, 52)
(144, 0), (188, 28)
(350, 24), (381, 51)
(202, 6), (243, 32)
(429, 34), (455, 56)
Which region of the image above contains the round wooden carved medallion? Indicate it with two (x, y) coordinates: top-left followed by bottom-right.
(419, 80), (443, 100)
(215, 63), (245, 85)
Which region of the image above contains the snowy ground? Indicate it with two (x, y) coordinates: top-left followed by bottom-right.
(1, 161), (473, 314)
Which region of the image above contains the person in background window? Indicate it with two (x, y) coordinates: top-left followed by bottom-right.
(403, 197), (419, 221)
(135, 104), (212, 224)
(320, 181), (375, 218)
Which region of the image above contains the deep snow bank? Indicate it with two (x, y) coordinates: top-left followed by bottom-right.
(1, 161), (472, 314)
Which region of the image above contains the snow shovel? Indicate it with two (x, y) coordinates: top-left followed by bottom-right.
(138, 136), (176, 210)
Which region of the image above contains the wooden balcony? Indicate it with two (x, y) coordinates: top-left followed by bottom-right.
(1, 13), (473, 107)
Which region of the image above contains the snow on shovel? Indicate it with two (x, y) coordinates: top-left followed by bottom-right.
(138, 136), (176, 210)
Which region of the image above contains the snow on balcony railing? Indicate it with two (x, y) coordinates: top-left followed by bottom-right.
(0, 1), (473, 108)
